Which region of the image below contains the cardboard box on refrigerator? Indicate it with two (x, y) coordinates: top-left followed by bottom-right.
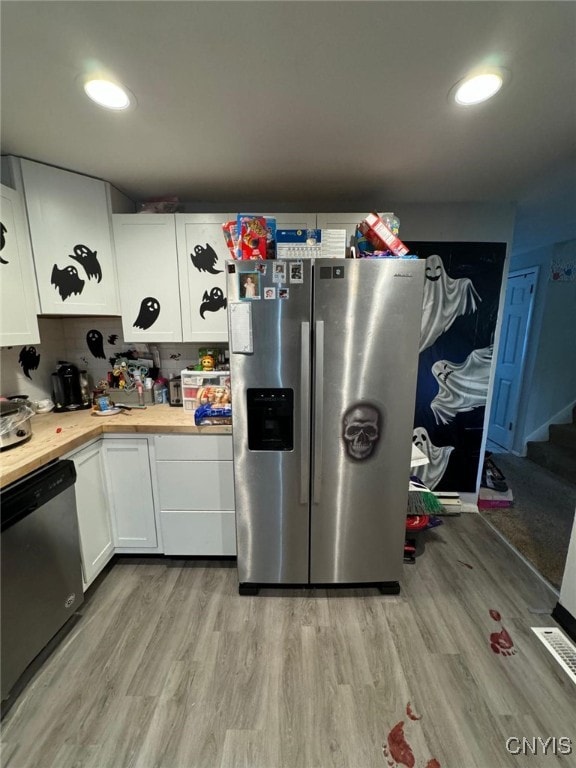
(359, 212), (410, 257)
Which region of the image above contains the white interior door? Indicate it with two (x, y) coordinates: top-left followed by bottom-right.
(488, 268), (538, 450)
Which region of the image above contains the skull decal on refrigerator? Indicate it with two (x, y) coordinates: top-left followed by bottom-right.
(342, 403), (381, 461)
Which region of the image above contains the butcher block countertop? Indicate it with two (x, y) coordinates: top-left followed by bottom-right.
(0, 405), (232, 489)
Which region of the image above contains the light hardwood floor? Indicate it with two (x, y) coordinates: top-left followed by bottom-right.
(2, 514), (575, 768)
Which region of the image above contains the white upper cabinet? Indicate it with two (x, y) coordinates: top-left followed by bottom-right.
(316, 213), (363, 257)
(176, 214), (233, 342)
(0, 184), (40, 346)
(17, 158), (120, 315)
(266, 213), (317, 230)
(112, 214), (182, 342)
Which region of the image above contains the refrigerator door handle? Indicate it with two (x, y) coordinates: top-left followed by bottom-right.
(300, 321), (311, 505)
(313, 320), (324, 504)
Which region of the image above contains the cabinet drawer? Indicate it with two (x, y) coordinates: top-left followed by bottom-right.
(157, 460), (234, 510)
(160, 511), (236, 555)
(155, 434), (233, 461)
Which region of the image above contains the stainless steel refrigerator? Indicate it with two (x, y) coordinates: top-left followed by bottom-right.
(226, 258), (424, 594)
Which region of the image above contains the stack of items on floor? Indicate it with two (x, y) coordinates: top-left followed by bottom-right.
(478, 453), (513, 508)
(404, 476), (463, 564)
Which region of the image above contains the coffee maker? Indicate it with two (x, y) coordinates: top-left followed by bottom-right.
(52, 362), (91, 412)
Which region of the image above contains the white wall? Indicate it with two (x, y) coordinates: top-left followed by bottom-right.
(507, 158), (576, 452)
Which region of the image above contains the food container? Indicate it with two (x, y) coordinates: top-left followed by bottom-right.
(0, 401), (34, 450)
(180, 370), (231, 413)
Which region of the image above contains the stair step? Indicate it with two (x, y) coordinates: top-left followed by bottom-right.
(549, 422), (576, 450)
(526, 441), (576, 486)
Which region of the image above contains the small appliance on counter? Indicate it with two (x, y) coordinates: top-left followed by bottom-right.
(0, 400), (34, 451)
(51, 362), (91, 412)
(168, 376), (183, 407)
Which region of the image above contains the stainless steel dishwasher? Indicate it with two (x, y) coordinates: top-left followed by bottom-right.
(1, 459), (84, 711)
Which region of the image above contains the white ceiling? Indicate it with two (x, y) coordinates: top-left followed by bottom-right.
(1, 1), (575, 210)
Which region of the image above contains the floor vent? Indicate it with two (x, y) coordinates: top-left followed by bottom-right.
(531, 627), (576, 685)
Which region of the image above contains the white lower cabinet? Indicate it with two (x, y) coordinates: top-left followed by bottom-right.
(101, 437), (158, 549)
(69, 441), (114, 590)
(155, 434), (236, 555)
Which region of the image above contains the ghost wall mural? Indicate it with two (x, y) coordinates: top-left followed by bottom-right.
(411, 427), (454, 489)
(406, 242), (506, 492)
(420, 254), (481, 353)
(430, 346), (493, 425)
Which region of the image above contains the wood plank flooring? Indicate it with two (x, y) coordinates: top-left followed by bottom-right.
(2, 514), (575, 768)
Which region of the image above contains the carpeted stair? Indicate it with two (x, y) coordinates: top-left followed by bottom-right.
(527, 405), (576, 486)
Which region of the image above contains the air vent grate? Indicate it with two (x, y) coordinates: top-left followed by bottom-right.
(531, 627), (576, 685)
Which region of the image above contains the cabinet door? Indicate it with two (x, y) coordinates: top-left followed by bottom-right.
(176, 214), (234, 342)
(113, 214), (182, 342)
(0, 184), (40, 346)
(102, 438), (158, 548)
(71, 441), (114, 589)
(19, 158), (120, 315)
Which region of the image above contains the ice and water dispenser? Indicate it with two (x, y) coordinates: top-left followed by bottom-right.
(247, 389), (293, 451)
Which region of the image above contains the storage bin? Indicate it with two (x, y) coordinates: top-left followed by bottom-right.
(180, 370), (231, 412)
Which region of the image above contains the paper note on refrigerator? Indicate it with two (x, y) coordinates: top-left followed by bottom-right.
(229, 302), (253, 354)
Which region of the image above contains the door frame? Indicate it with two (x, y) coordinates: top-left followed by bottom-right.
(487, 266), (539, 453)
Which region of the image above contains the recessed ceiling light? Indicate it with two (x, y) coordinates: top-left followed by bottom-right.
(454, 72), (504, 106)
(83, 79), (131, 110)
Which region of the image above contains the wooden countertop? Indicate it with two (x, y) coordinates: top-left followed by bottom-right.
(0, 405), (232, 489)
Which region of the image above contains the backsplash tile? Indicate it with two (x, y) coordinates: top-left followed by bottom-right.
(1, 317), (228, 401)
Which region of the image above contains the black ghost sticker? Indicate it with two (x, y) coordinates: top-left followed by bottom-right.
(86, 329), (106, 359)
(190, 244), (223, 274)
(19, 345), (40, 379)
(200, 287), (227, 319)
(107, 334), (118, 345)
(69, 244), (102, 282)
(133, 297), (161, 330)
(0, 222), (8, 264)
(51, 264), (85, 300)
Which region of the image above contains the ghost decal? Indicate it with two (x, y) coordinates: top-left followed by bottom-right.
(18, 345), (40, 379)
(69, 244), (102, 282)
(51, 264), (85, 300)
(0, 222), (8, 264)
(133, 297), (161, 330)
(342, 403), (381, 461)
(200, 287), (227, 319)
(420, 254), (481, 352)
(411, 427), (454, 489)
(190, 244), (223, 274)
(107, 334), (118, 345)
(430, 346), (493, 425)
(86, 329), (106, 359)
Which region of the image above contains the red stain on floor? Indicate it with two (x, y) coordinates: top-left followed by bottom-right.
(386, 721), (415, 768)
(488, 609), (517, 656)
(382, 705), (441, 767)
